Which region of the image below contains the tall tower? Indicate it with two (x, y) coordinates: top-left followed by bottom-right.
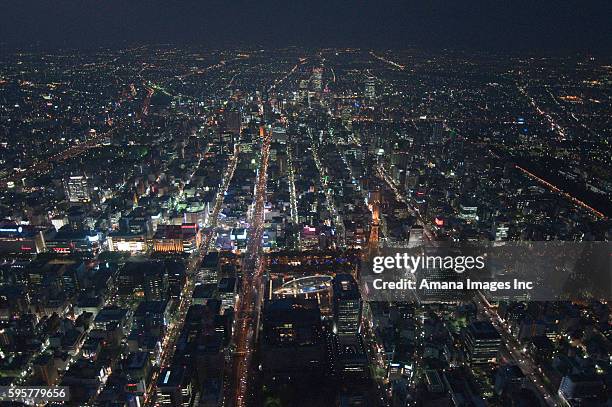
(332, 274), (362, 343)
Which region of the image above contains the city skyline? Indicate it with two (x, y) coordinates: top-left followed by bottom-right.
(0, 4), (610, 406)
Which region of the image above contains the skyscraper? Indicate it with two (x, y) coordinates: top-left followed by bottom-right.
(143, 262), (168, 301)
(223, 107), (242, 135)
(332, 274), (362, 341)
(429, 121), (443, 144)
(365, 77), (376, 100)
(463, 321), (502, 365)
(261, 298), (325, 378)
(310, 67), (323, 92)
(156, 366), (193, 407)
(408, 225), (424, 247)
(64, 175), (92, 204)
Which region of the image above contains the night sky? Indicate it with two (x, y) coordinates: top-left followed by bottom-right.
(2, 0), (611, 53)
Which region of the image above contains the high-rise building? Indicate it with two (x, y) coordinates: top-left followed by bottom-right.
(365, 77), (376, 100)
(223, 108), (241, 135)
(64, 175), (93, 204)
(261, 298), (324, 378)
(416, 265), (465, 303)
(156, 366), (193, 407)
(493, 217), (511, 242)
(558, 374), (605, 405)
(429, 121), (443, 144)
(298, 79), (309, 105)
(310, 67), (323, 92)
(459, 200), (478, 222)
(494, 365), (525, 396)
(117, 260), (169, 301)
(167, 263), (186, 300)
(332, 334), (369, 378)
(463, 321), (501, 365)
(408, 225), (424, 247)
(217, 277), (237, 312)
(133, 300), (169, 336)
(332, 274), (362, 340)
(143, 263), (168, 301)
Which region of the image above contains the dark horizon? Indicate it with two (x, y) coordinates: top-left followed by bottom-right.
(2, 0), (612, 54)
(0, 3), (611, 406)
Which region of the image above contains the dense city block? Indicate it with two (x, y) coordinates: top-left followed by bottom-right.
(0, 46), (610, 407)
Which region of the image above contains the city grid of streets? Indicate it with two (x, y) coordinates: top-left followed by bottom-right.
(0, 47), (609, 407)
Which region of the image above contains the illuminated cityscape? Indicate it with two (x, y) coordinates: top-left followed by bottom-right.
(0, 1), (611, 407)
